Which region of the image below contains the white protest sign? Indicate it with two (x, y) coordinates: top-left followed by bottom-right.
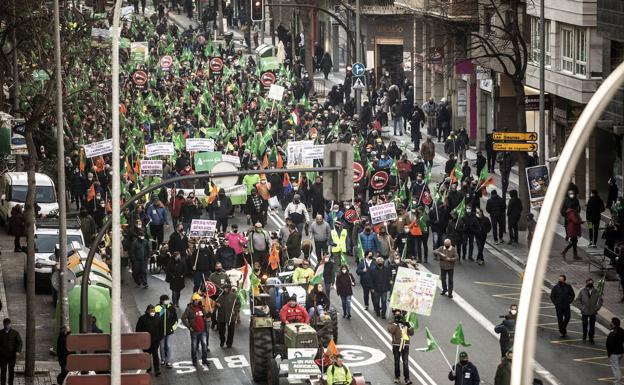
(369, 202), (398, 224)
(286, 140), (314, 168)
(145, 142), (175, 158)
(189, 219), (217, 237)
(301, 145), (325, 162)
(83, 139), (113, 158)
(389, 267), (438, 316)
(140, 160), (163, 176)
(268, 84), (285, 101)
(222, 184), (247, 205)
(186, 138), (215, 152)
(287, 348), (320, 379)
(221, 154), (241, 167)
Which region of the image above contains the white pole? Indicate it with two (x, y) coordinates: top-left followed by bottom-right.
(538, 0), (546, 163)
(511, 61), (624, 385)
(354, 0), (361, 115)
(52, 0), (68, 328)
(111, 0), (123, 384)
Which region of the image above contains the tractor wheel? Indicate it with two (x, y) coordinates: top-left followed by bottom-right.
(266, 358), (280, 385)
(329, 307), (338, 343)
(249, 324), (273, 381)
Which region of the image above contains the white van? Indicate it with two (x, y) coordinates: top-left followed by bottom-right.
(0, 172), (59, 224)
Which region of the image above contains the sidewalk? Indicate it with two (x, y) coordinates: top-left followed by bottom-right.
(14, 362), (59, 385)
(386, 126), (623, 325)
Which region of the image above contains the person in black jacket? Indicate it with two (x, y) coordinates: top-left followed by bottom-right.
(136, 305), (163, 376)
(370, 257), (391, 319)
(168, 224), (189, 259)
(550, 274), (575, 338)
(486, 190), (506, 244)
(410, 105), (424, 151)
(475, 151), (487, 176)
(192, 241), (216, 292)
(607, 317), (624, 383)
(0, 318), (21, 385)
(429, 202), (449, 249)
(586, 190), (605, 247)
(485, 133), (496, 173)
(166, 252), (187, 307)
(310, 176), (326, 219)
(506, 190), (522, 244)
(356, 254), (375, 310)
(470, 208), (491, 265)
(448, 351), (480, 385)
(210, 189), (233, 233)
(56, 325), (70, 384)
(216, 239), (237, 270)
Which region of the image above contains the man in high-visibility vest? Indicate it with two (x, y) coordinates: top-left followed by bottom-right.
(330, 222), (348, 258)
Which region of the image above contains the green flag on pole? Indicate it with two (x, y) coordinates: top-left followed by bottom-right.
(450, 323), (471, 346)
(451, 198), (466, 219)
(416, 327), (438, 352)
(407, 312), (419, 329)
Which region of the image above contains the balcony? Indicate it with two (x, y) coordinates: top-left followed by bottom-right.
(397, 0), (478, 21)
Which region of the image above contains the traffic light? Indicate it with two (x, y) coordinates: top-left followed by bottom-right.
(251, 0), (264, 21)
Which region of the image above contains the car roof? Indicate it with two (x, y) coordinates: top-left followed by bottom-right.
(5, 172), (54, 186)
(35, 228), (84, 236)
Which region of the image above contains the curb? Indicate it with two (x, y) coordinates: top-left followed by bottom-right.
(486, 240), (615, 332)
(0, 261), (9, 320)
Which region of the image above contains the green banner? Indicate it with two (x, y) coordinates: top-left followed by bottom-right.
(194, 151), (222, 172)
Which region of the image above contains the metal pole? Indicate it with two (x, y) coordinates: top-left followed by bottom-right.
(511, 61), (624, 385)
(110, 0), (122, 384)
(538, 0), (545, 163)
(52, 0), (69, 328)
(354, 0), (361, 115)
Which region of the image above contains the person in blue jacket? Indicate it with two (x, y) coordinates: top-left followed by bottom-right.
(448, 351), (480, 385)
(356, 253), (375, 310)
(359, 225), (380, 256)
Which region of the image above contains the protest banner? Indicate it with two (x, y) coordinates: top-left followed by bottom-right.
(222, 185), (247, 205)
(389, 267), (438, 316)
(369, 202), (398, 224)
(221, 154), (241, 167)
(189, 219), (217, 237)
(526, 165), (550, 208)
(83, 139), (113, 158)
(145, 142), (175, 158)
(287, 348), (321, 379)
(286, 140), (314, 168)
(140, 160), (163, 176)
(130, 41), (149, 64)
(186, 138), (215, 152)
(301, 145), (325, 162)
(194, 151), (222, 172)
(268, 84), (285, 101)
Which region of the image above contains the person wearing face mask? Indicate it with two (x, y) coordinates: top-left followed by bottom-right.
(448, 351), (480, 385)
(495, 304), (518, 357)
(69, 166), (87, 211)
(179, 164), (196, 189)
(181, 293), (211, 367)
(279, 295), (310, 324)
(154, 295), (178, 367)
(130, 230), (151, 288)
(388, 253), (406, 289)
(335, 265), (355, 319)
(550, 275), (575, 338)
(494, 349), (513, 385)
(166, 251), (187, 307)
(168, 223), (189, 261)
(306, 284), (330, 320)
(356, 253), (375, 310)
(359, 225), (380, 257)
(208, 262), (230, 289)
(434, 239), (458, 298)
(215, 284), (241, 348)
(225, 224), (247, 263)
(469, 208), (491, 265)
(242, 164), (261, 195)
(387, 310), (414, 384)
(575, 278), (604, 344)
(192, 241), (216, 292)
(136, 305), (164, 376)
(370, 257), (391, 319)
(561, 205), (583, 260)
(284, 194), (309, 234)
(586, 189), (605, 248)
(147, 198), (170, 245)
(486, 190), (506, 245)
(181, 193), (202, 231)
(245, 188), (268, 227)
(607, 317), (624, 384)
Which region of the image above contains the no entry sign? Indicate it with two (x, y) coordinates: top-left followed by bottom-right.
(131, 70), (148, 89)
(209, 57), (224, 76)
(260, 71), (276, 88)
(370, 171), (389, 190)
(353, 162), (364, 183)
(344, 209), (358, 224)
(159, 55), (173, 71)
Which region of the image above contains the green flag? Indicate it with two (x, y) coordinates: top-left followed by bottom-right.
(451, 198), (466, 219)
(407, 312), (419, 329)
(597, 273), (606, 296)
(478, 166), (489, 182)
(356, 236), (365, 261)
(390, 158), (399, 177)
(416, 327), (438, 352)
(339, 252), (348, 267)
(424, 166), (432, 185)
(236, 288), (248, 305)
(450, 323), (471, 346)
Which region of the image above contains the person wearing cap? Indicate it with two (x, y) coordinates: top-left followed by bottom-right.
(279, 295), (310, 324)
(248, 222), (271, 271)
(154, 295), (178, 367)
(448, 351), (480, 385)
(215, 284), (240, 348)
(181, 293), (211, 367)
(285, 193), (310, 234)
(494, 348), (512, 385)
(325, 354), (353, 385)
(136, 305), (164, 376)
(388, 309), (414, 384)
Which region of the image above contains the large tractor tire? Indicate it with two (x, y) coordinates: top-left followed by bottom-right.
(266, 358), (280, 385)
(249, 325), (273, 381)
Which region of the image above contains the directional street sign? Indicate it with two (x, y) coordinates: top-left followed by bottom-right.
(492, 132), (538, 141)
(493, 142), (538, 152)
(352, 62), (365, 76)
(352, 76), (366, 90)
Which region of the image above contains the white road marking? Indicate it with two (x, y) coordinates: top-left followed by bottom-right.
(152, 273), (167, 281)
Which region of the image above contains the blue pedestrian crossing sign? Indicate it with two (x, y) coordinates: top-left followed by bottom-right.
(352, 62), (365, 76)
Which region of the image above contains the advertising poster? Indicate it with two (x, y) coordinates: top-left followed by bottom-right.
(526, 165), (550, 208)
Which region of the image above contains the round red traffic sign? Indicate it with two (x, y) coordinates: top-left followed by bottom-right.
(209, 57), (224, 72)
(159, 55), (173, 71)
(344, 209), (358, 224)
(131, 70), (148, 87)
(370, 171), (389, 190)
(353, 162), (364, 183)
(260, 71), (276, 87)
(205, 281), (217, 296)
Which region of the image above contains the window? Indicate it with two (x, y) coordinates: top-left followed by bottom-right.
(531, 17), (551, 66)
(560, 25), (587, 77)
(484, 8), (494, 34)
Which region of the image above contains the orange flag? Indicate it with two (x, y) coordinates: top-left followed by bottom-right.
(262, 153), (269, 169)
(327, 337), (339, 355)
(276, 153), (284, 169)
(268, 242), (280, 270)
(79, 148), (86, 173)
(86, 184), (95, 202)
(134, 157), (141, 174)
